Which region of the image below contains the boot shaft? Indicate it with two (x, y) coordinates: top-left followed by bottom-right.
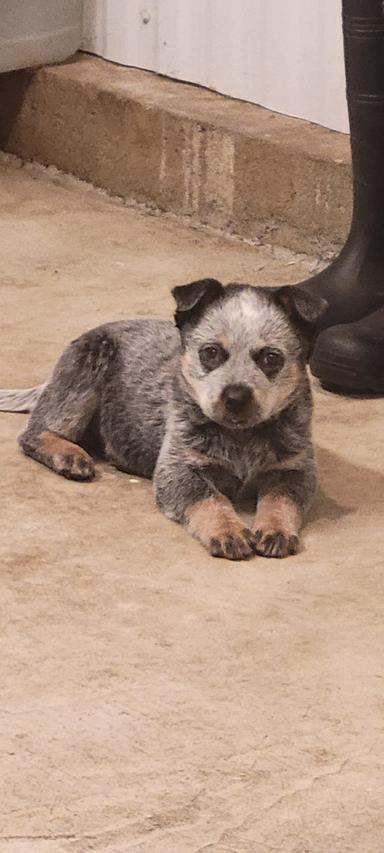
(342, 0), (384, 229)
(343, 0), (384, 97)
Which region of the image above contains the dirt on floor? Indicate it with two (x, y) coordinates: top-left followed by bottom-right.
(1, 154), (384, 853)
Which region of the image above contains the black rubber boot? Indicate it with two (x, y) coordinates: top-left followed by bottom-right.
(299, 0), (384, 336)
(311, 304), (384, 392)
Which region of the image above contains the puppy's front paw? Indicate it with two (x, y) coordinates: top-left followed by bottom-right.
(253, 494), (302, 559)
(185, 496), (258, 561)
(254, 528), (299, 559)
(209, 527), (258, 561)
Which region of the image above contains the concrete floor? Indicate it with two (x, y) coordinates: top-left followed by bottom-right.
(1, 154), (384, 853)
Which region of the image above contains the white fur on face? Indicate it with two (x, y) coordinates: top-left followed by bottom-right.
(182, 289), (304, 426)
(197, 290), (293, 346)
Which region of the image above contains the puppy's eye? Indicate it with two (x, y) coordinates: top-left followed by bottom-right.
(252, 348), (284, 377)
(199, 343), (228, 372)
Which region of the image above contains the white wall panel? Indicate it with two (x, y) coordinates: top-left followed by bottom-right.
(82, 0), (349, 133)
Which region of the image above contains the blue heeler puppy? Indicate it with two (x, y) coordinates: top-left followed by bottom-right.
(0, 280), (326, 560)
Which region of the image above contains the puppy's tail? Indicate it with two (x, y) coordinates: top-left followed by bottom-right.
(0, 383), (46, 413)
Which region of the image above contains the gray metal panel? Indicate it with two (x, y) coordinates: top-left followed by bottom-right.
(82, 0), (348, 133)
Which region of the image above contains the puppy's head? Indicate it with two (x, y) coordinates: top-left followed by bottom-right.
(173, 278), (326, 429)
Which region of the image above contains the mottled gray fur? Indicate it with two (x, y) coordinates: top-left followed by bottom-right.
(0, 280), (326, 560)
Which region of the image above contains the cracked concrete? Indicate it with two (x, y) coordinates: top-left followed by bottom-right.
(1, 154), (384, 853)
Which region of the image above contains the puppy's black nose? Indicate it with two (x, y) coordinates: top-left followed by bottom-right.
(222, 384), (253, 414)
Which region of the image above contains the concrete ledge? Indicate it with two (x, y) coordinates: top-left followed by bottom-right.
(0, 53), (352, 254)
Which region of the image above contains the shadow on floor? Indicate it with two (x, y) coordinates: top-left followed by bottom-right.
(311, 444), (383, 523)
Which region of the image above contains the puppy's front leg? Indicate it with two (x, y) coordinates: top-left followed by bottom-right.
(154, 458), (258, 561)
(185, 493), (259, 560)
(252, 467), (316, 559)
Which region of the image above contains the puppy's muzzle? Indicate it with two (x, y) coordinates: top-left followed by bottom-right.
(221, 384), (253, 416)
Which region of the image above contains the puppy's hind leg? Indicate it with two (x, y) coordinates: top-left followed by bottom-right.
(19, 329), (116, 481)
(21, 430), (96, 481)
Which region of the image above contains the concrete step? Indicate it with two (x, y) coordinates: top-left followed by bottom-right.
(0, 53), (352, 255)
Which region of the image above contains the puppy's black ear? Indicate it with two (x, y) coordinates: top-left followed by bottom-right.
(172, 278), (224, 331)
(276, 285), (328, 324)
(274, 285), (328, 354)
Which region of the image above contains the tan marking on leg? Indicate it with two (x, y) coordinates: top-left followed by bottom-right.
(39, 431), (95, 480)
(254, 493), (302, 536)
(40, 431), (91, 460)
(253, 493), (302, 558)
(185, 495), (257, 560)
(186, 495), (242, 541)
